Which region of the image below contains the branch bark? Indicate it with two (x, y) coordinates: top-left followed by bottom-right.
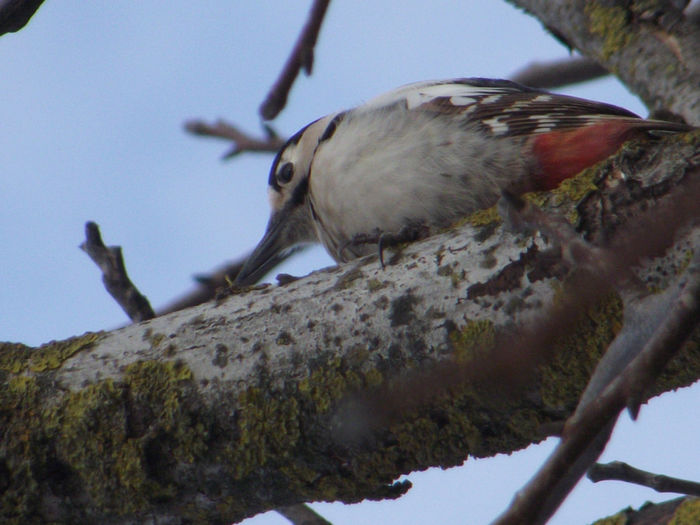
(494, 248), (700, 524)
(595, 496), (700, 525)
(505, 0), (700, 124)
(80, 221), (156, 322)
(2, 132), (698, 523)
(588, 462), (700, 497)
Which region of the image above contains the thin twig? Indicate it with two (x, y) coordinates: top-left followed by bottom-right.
(259, 0), (331, 120)
(184, 119), (285, 157)
(492, 251), (700, 525)
(588, 461), (700, 497)
(80, 221), (156, 322)
(157, 246), (307, 315)
(509, 56), (608, 89)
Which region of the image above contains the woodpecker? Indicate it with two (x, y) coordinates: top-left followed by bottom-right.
(235, 78), (691, 285)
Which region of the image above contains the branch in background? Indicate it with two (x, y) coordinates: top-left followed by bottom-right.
(492, 249), (700, 525)
(188, 55), (608, 157)
(588, 461), (700, 497)
(277, 504), (333, 525)
(0, 0), (44, 36)
(597, 496), (694, 524)
(259, 0), (331, 120)
(185, 1), (331, 153)
(80, 221), (155, 322)
(157, 245), (306, 315)
(509, 56), (608, 89)
(15, 136), (693, 522)
(184, 119), (285, 157)
(156, 258), (246, 315)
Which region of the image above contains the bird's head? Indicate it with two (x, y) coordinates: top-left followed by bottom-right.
(235, 114), (339, 286)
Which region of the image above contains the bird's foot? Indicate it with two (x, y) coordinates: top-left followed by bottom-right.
(343, 222), (430, 268)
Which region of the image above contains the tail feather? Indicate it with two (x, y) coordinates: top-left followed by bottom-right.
(633, 118), (693, 135)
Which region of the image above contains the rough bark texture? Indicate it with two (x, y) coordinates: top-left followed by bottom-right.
(506, 0), (700, 125)
(1, 131), (698, 524)
(592, 496), (700, 525)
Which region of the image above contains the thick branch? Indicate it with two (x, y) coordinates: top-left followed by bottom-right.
(2, 137), (698, 523)
(505, 0), (700, 124)
(81, 226), (324, 524)
(493, 248), (700, 525)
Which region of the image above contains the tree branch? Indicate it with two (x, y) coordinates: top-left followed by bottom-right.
(184, 119), (285, 157)
(588, 461), (700, 497)
(505, 0), (700, 124)
(157, 245), (307, 315)
(2, 134), (698, 523)
(259, 0), (331, 120)
(276, 504), (332, 525)
(596, 496), (698, 524)
(493, 245), (700, 525)
(80, 226), (326, 525)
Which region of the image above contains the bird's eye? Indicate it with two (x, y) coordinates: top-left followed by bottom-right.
(277, 162), (295, 184)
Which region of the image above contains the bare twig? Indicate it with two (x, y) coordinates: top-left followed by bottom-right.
(156, 258), (246, 315)
(510, 56), (609, 89)
(184, 119), (285, 157)
(492, 250), (700, 525)
(259, 0), (331, 120)
(0, 0), (44, 35)
(588, 461), (700, 497)
(80, 221), (156, 322)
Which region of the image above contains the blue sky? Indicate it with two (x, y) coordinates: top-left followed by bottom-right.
(1, 2), (697, 524)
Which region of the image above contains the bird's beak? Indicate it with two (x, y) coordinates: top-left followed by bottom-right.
(235, 206), (311, 286)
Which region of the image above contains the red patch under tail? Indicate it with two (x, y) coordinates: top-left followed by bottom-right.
(531, 120), (645, 191)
